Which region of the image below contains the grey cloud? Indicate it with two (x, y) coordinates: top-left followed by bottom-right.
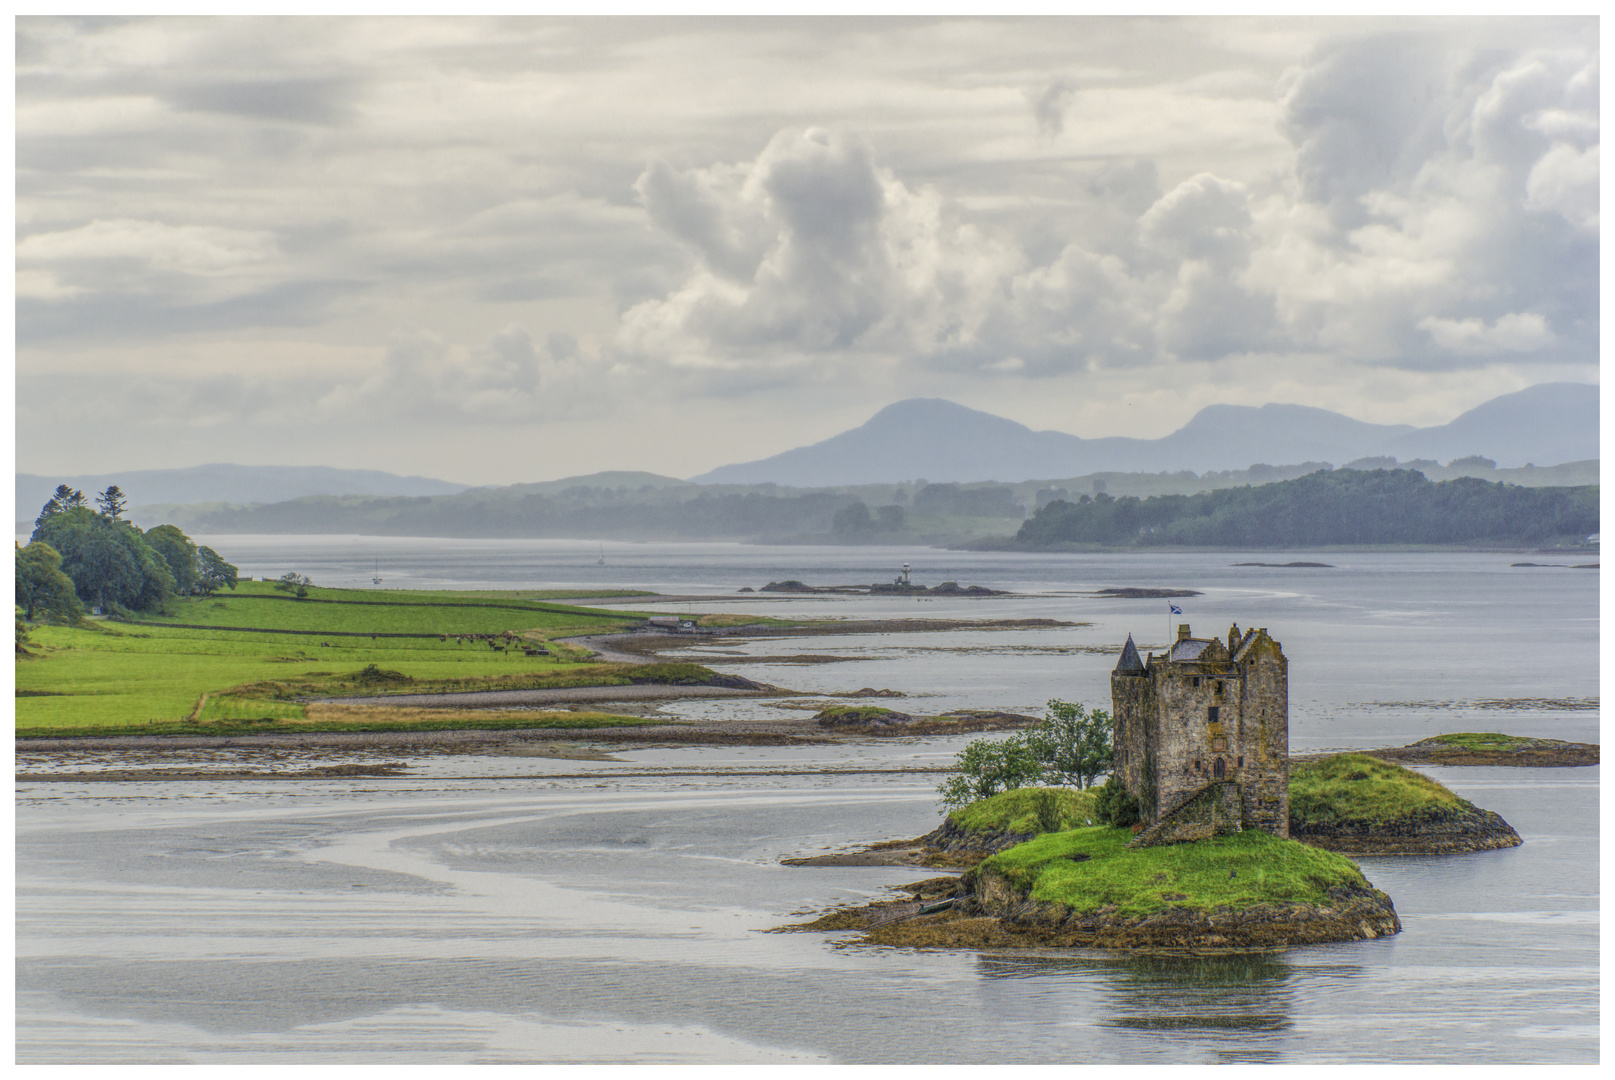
(623, 128), (936, 357)
(1278, 34), (1457, 226)
(635, 160), (771, 281)
(162, 76), (359, 125)
(1271, 33), (1599, 370)
(1030, 80), (1076, 137)
(313, 324), (604, 426)
(16, 278), (366, 345)
(546, 331), (580, 361)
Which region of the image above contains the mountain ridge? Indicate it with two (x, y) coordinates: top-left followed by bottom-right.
(691, 383), (1597, 486)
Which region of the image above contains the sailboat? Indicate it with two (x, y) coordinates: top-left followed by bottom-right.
(596, 545), (606, 566)
(373, 557), (384, 585)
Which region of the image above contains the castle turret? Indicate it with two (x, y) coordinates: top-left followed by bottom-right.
(1115, 634), (1145, 675)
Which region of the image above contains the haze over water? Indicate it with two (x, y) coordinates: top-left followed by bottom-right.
(15, 539), (1599, 1063)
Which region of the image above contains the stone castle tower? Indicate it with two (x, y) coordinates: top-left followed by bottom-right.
(1110, 623), (1289, 843)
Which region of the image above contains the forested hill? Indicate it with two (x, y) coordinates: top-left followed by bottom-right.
(1007, 469), (1599, 549)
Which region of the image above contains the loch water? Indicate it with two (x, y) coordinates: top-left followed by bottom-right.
(14, 539), (1601, 1063)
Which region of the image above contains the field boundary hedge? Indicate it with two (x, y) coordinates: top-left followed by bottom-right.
(199, 594), (633, 618)
(112, 619), (481, 639)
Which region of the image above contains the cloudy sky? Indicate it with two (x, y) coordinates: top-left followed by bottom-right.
(15, 16), (1600, 485)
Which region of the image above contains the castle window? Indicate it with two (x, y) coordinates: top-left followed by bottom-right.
(1214, 680), (1223, 694)
(1190, 677), (1201, 688)
(1237, 756), (1243, 768)
(1214, 758), (1226, 779)
(1208, 706), (1220, 724)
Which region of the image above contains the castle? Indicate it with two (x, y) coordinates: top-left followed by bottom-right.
(1110, 623), (1289, 844)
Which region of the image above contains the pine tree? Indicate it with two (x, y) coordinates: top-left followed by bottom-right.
(96, 485), (128, 519)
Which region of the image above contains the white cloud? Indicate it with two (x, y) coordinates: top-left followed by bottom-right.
(16, 218), (279, 279)
(1418, 312), (1557, 354)
(619, 128), (1021, 369)
(1525, 141), (1599, 230)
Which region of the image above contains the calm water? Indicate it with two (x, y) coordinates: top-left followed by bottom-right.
(14, 539), (1601, 1063)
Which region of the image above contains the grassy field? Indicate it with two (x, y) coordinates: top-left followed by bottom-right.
(948, 786), (1101, 835)
(14, 583), (691, 735)
(1288, 753), (1466, 827)
(978, 826), (1370, 916)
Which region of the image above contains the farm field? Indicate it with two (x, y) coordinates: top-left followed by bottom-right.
(15, 583), (674, 736)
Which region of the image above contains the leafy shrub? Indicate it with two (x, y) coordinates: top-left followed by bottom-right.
(1094, 774), (1142, 826)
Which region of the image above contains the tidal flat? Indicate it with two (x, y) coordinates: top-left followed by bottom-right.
(15, 541), (1600, 1063)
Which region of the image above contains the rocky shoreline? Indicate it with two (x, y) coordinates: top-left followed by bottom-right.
(1291, 804), (1522, 855)
(784, 859), (1402, 953)
(1367, 736), (1599, 768)
(965, 872), (1400, 951)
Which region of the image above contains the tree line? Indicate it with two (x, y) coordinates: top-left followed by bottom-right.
(180, 488), (874, 540)
(1011, 468), (1599, 548)
(17, 484), (239, 627)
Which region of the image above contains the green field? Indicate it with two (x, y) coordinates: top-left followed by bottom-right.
(14, 582), (680, 735)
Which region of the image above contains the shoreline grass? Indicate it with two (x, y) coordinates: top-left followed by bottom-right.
(16, 707), (661, 740)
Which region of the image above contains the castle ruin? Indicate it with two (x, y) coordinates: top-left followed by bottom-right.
(1110, 623), (1289, 844)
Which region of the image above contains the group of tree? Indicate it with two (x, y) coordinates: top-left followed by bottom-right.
(176, 488), (885, 541)
(831, 501), (906, 537)
(17, 483), (238, 625)
(1013, 468), (1599, 548)
(937, 699), (1115, 808)
(936, 699), (1151, 828)
(911, 482), (1025, 519)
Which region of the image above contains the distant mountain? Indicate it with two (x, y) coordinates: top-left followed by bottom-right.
(16, 464), (470, 527)
(1378, 383), (1599, 467)
(691, 384), (1598, 486)
(497, 471), (694, 497)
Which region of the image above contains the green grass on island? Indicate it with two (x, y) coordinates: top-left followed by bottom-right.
(1421, 732), (1556, 752)
(14, 582), (785, 737)
(813, 705), (899, 722)
(975, 826), (1371, 917)
(1288, 753), (1466, 828)
(947, 786), (1101, 835)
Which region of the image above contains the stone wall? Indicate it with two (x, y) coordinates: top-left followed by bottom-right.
(1129, 780), (1243, 848)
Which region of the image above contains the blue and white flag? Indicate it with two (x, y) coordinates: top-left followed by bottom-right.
(1169, 603), (1183, 615)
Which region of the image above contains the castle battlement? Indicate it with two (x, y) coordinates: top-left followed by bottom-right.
(1111, 623), (1289, 840)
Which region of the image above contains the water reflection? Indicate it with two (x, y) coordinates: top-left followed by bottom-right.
(972, 950), (1351, 1062)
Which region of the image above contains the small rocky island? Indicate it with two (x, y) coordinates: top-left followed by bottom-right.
(782, 786), (1402, 951)
(1289, 753), (1522, 854)
(1369, 732), (1599, 768)
(781, 623), (1540, 953)
(757, 578), (1007, 596)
